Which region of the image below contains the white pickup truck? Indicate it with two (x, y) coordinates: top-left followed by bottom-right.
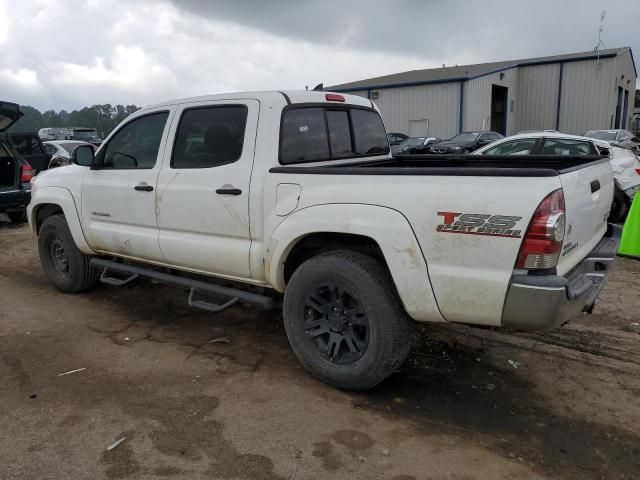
(28, 91), (620, 390)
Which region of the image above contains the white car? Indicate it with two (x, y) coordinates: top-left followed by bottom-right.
(27, 91), (619, 390)
(473, 132), (640, 222)
(43, 140), (95, 169)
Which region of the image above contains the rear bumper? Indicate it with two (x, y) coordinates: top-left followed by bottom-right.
(0, 186), (30, 213)
(501, 224), (621, 331)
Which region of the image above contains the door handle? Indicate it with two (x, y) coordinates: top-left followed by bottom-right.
(590, 180), (600, 193)
(134, 183), (154, 192)
(216, 187), (242, 195)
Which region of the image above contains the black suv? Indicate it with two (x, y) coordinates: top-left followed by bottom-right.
(429, 131), (503, 154)
(9, 132), (51, 173)
(0, 102), (31, 223)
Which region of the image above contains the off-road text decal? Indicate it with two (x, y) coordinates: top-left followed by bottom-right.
(437, 212), (522, 238)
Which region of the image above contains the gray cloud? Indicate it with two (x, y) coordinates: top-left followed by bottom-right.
(1, 0), (638, 112)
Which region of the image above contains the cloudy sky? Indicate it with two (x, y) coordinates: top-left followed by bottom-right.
(1, 0), (638, 111)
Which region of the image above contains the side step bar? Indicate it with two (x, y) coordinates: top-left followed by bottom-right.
(90, 258), (274, 312)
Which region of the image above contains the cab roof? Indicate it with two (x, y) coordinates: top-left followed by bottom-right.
(141, 90), (373, 113)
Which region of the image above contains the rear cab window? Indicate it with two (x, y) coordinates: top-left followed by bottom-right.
(279, 105), (389, 164)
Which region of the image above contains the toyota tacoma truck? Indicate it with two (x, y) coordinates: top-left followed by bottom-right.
(27, 91), (620, 390)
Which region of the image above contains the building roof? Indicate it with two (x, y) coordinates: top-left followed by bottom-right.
(329, 47), (634, 92)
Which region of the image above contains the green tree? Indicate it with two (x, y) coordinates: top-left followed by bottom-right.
(8, 103), (141, 137)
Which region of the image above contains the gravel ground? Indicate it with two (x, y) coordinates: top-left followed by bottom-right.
(1, 217), (639, 480)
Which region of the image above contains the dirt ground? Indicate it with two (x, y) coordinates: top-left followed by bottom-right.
(1, 216), (639, 480)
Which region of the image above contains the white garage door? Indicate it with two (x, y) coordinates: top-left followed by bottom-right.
(408, 119), (429, 137)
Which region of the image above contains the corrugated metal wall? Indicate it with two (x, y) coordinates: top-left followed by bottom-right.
(515, 64), (560, 132)
(338, 50), (637, 139)
(558, 57), (616, 134)
(463, 68), (519, 135)
(614, 50), (637, 131)
(367, 83), (460, 139)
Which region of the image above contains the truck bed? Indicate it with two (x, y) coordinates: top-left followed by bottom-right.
(270, 154), (609, 177)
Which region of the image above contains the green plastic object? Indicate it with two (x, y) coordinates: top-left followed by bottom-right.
(618, 194), (640, 258)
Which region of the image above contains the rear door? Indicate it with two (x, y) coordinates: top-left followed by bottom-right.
(539, 137), (613, 274)
(155, 99), (259, 279)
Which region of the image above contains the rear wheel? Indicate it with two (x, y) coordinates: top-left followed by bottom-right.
(283, 250), (412, 391)
(609, 187), (629, 223)
(7, 211), (27, 224)
(38, 214), (99, 293)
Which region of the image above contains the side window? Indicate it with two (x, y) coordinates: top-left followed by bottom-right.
(326, 110), (353, 158)
(280, 108), (330, 164)
(30, 137), (44, 154)
(44, 144), (57, 155)
(483, 139), (537, 155)
(172, 105), (247, 169)
(541, 138), (594, 156)
(351, 109), (389, 155)
(102, 112), (168, 169)
(11, 135), (28, 155)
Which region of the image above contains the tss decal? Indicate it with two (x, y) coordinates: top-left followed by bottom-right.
(437, 212), (522, 238)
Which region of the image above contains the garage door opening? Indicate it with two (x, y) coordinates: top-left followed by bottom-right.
(490, 85), (508, 135)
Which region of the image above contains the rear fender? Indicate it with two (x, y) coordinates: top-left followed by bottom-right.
(266, 204), (444, 322)
(28, 186), (94, 254)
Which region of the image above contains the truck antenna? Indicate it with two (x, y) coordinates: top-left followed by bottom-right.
(594, 10), (606, 69)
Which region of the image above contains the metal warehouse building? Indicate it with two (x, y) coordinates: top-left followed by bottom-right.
(329, 47), (637, 139)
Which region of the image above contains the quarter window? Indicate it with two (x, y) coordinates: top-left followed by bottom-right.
(351, 109), (388, 155)
(280, 108), (330, 164)
(172, 106), (247, 169)
(102, 112), (168, 169)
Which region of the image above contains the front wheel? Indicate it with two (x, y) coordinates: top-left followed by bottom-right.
(283, 250), (412, 391)
(38, 214), (99, 293)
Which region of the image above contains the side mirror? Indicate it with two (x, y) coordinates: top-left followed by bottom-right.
(72, 145), (95, 167)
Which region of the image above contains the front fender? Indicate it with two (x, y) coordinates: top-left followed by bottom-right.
(266, 203), (444, 323)
(27, 186), (94, 254)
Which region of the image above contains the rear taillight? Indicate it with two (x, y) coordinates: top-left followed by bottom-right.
(635, 168), (640, 175)
(21, 162), (33, 183)
(515, 189), (566, 270)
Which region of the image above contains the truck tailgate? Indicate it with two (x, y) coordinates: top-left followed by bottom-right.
(556, 159), (614, 275)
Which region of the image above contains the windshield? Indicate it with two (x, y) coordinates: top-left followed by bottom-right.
(398, 137), (426, 147)
(71, 130), (99, 141)
(448, 132), (479, 143)
(59, 142), (90, 154)
(584, 130), (617, 141)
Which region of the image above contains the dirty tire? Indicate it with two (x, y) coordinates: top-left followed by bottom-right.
(609, 187), (629, 223)
(38, 214), (99, 293)
(7, 210), (27, 224)
(283, 250), (412, 391)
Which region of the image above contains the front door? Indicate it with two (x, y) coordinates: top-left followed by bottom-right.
(155, 99), (259, 280)
(81, 108), (173, 262)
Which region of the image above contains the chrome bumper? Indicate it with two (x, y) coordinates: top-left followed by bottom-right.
(501, 224), (621, 331)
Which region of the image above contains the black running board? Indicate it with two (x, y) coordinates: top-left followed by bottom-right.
(90, 258), (273, 312)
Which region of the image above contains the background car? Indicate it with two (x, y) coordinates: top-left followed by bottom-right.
(429, 131), (503, 154)
(391, 136), (440, 155)
(386, 132), (409, 146)
(473, 132), (640, 222)
(44, 140), (95, 168)
(583, 129), (640, 153)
